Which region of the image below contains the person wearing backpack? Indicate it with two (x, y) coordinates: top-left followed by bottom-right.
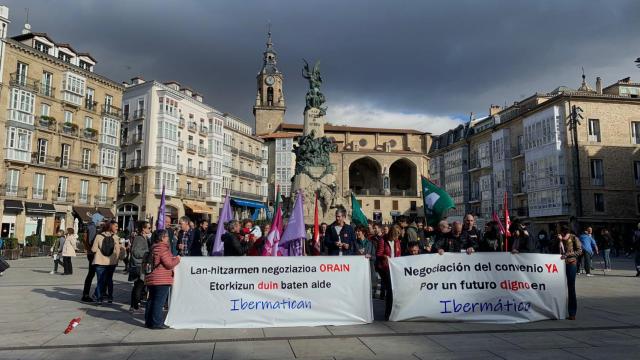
(129, 221), (151, 313)
(91, 220), (122, 305)
(145, 229), (180, 329)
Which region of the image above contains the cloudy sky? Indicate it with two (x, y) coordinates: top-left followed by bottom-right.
(6, 0), (640, 134)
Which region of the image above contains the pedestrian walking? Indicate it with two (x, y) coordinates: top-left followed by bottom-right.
(49, 230), (65, 274)
(578, 226), (599, 277)
(91, 220), (122, 305)
(600, 228), (614, 271)
(81, 217), (101, 303)
(145, 229), (180, 329)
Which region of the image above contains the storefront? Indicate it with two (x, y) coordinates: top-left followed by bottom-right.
(24, 202), (55, 245)
(230, 198), (267, 222)
(1, 200), (23, 239)
(183, 200), (212, 224)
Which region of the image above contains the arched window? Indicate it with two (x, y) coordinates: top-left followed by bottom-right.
(389, 159), (418, 196)
(349, 157), (383, 196)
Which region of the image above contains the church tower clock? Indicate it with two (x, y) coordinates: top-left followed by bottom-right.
(253, 30), (286, 135)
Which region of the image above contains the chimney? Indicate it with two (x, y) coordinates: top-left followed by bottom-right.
(596, 77), (602, 95)
(489, 104), (502, 116)
(131, 76), (145, 85)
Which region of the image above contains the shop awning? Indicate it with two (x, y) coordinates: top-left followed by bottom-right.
(183, 200), (212, 214)
(98, 208), (115, 219)
(54, 204), (68, 213)
(73, 206), (95, 222)
(231, 198), (266, 209)
(3, 200), (23, 213)
(24, 202), (55, 214)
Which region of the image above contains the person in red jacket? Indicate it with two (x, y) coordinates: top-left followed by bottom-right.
(376, 224), (402, 321)
(144, 229), (180, 329)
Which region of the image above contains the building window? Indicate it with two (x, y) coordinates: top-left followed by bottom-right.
(100, 149), (117, 177)
(594, 193), (605, 212)
(33, 173), (45, 199)
(41, 72), (53, 96)
(6, 127), (32, 162)
(100, 117), (119, 146)
(34, 41), (50, 54)
(99, 182), (108, 202)
(84, 116), (93, 130)
(64, 111), (73, 124)
(57, 177), (68, 198)
(82, 149), (91, 170)
(590, 159), (604, 186)
(635, 161), (640, 186)
(374, 200), (380, 210)
(637, 194), (640, 213)
(410, 201), (417, 211)
(392, 200), (399, 210)
(36, 139), (47, 164)
(60, 144), (70, 168)
(79, 180), (89, 204)
(9, 88), (36, 124)
(588, 119), (601, 142)
(6, 169), (20, 196)
(41, 103), (50, 116)
(632, 122), (640, 145)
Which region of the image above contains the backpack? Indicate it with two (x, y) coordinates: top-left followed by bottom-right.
(101, 235), (115, 257)
(141, 250), (157, 275)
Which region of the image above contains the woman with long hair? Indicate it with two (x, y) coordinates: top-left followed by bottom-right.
(376, 224), (402, 321)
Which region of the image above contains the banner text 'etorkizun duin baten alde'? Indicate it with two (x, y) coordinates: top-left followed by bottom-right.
(389, 253), (567, 323)
(165, 256), (373, 329)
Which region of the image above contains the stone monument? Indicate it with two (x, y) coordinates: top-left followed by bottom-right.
(291, 59), (342, 223)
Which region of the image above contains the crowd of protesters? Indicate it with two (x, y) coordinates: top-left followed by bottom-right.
(71, 209), (640, 328)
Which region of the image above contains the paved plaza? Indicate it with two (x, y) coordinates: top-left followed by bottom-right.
(0, 256), (640, 360)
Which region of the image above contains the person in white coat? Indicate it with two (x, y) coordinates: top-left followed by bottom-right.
(62, 228), (78, 275)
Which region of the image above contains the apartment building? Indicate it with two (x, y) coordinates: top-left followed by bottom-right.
(222, 114), (268, 219)
(429, 75), (640, 236)
(0, 12), (124, 241)
(117, 79), (224, 227)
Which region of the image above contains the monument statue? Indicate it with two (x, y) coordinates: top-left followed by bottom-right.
(291, 59), (343, 222)
(302, 59), (327, 116)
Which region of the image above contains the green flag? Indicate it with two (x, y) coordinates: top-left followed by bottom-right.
(421, 176), (455, 226)
(350, 193), (368, 227)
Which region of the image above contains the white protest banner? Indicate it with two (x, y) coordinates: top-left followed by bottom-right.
(165, 256), (373, 329)
(389, 253), (566, 323)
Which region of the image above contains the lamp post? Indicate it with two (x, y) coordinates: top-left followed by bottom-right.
(567, 101), (584, 219)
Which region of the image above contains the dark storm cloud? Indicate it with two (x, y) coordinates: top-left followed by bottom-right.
(6, 0), (640, 130)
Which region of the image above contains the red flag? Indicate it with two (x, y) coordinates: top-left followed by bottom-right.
(312, 192), (321, 255)
(492, 211), (505, 235)
(503, 192), (511, 252)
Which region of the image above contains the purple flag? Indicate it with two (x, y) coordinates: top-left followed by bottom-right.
(156, 186), (166, 230)
(279, 191), (306, 256)
(212, 195), (233, 256)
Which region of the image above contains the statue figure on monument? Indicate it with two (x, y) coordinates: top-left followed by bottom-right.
(302, 59), (327, 115)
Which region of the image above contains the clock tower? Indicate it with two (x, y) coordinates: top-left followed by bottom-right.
(253, 30), (286, 135)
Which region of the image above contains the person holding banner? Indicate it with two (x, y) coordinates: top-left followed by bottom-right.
(355, 225), (376, 295)
(479, 221), (504, 252)
(461, 213), (481, 254)
(433, 220), (460, 254)
(145, 229), (181, 329)
(554, 224), (582, 320)
(376, 225), (402, 320)
(325, 209), (355, 256)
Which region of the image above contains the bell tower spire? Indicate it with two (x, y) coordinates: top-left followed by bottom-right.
(254, 25), (286, 135)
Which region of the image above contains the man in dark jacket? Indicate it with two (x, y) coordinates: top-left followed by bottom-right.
(398, 216), (419, 254)
(433, 220), (461, 254)
(460, 213), (482, 254)
(224, 220), (252, 256)
(177, 216), (201, 256)
(324, 209), (356, 255)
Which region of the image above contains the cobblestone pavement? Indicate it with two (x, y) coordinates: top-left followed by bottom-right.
(1, 255), (639, 359)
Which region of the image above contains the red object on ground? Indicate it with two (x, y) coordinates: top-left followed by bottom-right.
(64, 317), (81, 334)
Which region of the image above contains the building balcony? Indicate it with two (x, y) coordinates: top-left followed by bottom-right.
(77, 194), (90, 205)
(199, 126), (208, 135)
(102, 104), (122, 118)
(0, 184), (28, 199)
(390, 189), (419, 197)
(350, 189), (385, 196)
(197, 169), (208, 178)
(198, 146), (207, 157)
(511, 146), (525, 158)
(177, 140), (184, 150)
(514, 183), (527, 195)
(52, 192), (76, 204)
(132, 109), (145, 120)
(178, 118), (185, 128)
(129, 183), (143, 194)
(513, 207), (529, 218)
(82, 128), (98, 141)
(188, 122), (197, 132)
(178, 188), (208, 201)
(31, 189), (49, 201)
(85, 99), (99, 112)
(238, 149), (261, 161)
(41, 84), (56, 98)
(36, 116), (57, 131)
(128, 159), (142, 169)
(469, 192), (481, 203)
(177, 164), (185, 174)
(187, 143), (197, 154)
(10, 72), (39, 93)
(591, 177), (604, 186)
(187, 166), (196, 176)
(32, 154), (98, 175)
(229, 190), (264, 202)
(94, 196), (114, 206)
(59, 122), (79, 137)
